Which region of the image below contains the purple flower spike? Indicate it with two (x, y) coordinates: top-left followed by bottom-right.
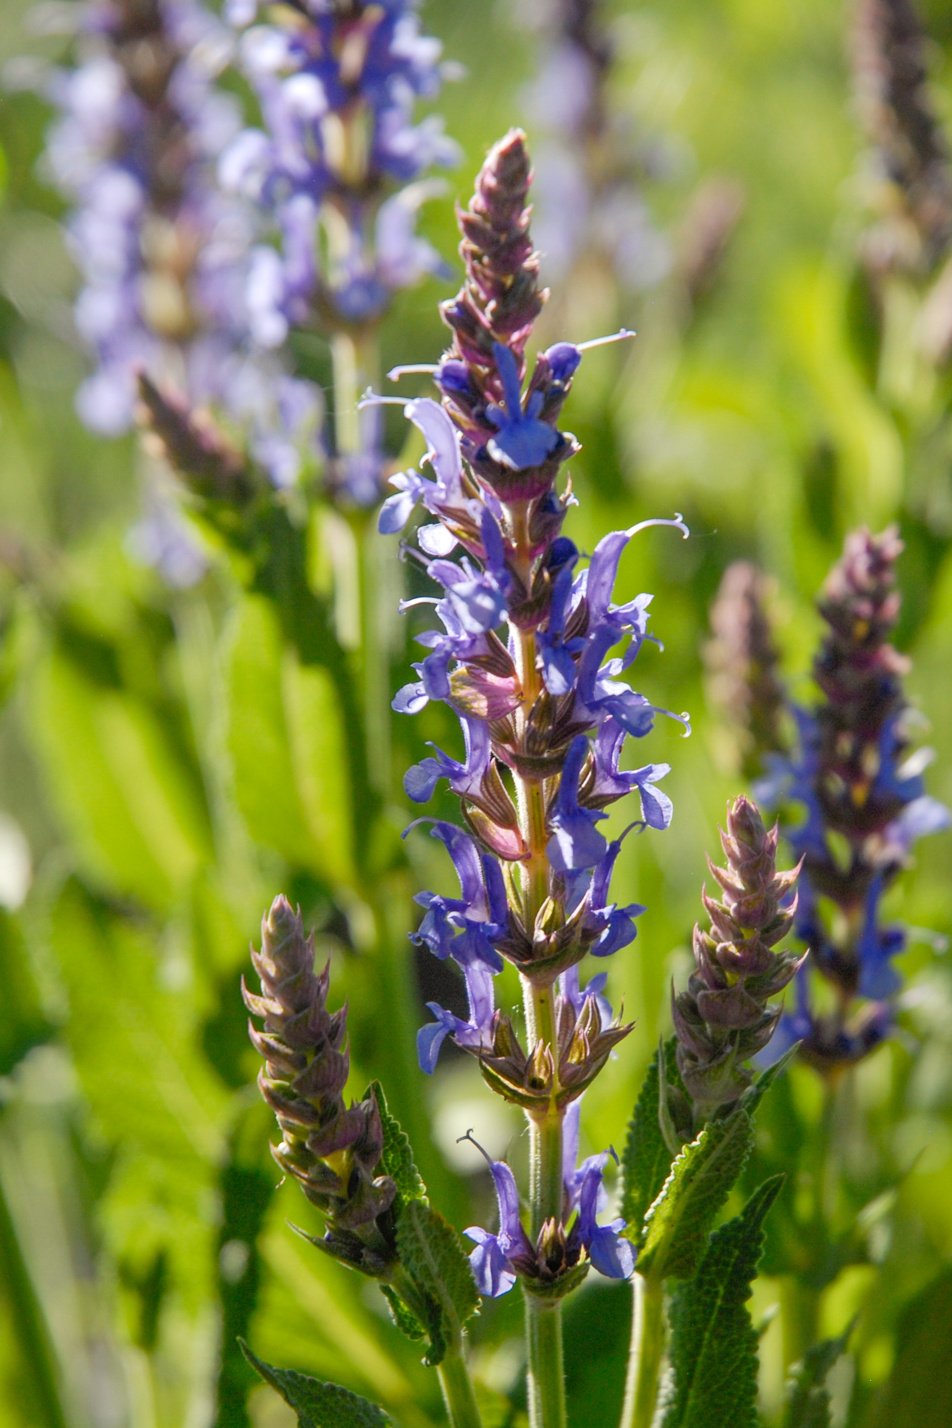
(386, 131), (686, 1300)
(765, 527), (949, 1072)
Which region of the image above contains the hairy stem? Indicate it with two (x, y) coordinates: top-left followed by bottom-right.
(620, 1273), (666, 1428)
(436, 1343), (485, 1428)
(525, 1295), (567, 1428)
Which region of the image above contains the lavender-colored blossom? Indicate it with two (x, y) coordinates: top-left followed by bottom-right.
(44, 0), (255, 436)
(464, 1126), (633, 1297)
(766, 528), (949, 1071)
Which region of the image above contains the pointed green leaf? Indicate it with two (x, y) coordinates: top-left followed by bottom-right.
(658, 1176), (783, 1428)
(31, 635), (211, 909)
(225, 595), (355, 886)
(240, 1342), (391, 1427)
(48, 880), (227, 1315)
(395, 1200), (479, 1366)
(783, 1326), (851, 1428)
(620, 1043), (679, 1244)
(740, 1042), (800, 1117)
(380, 1285), (427, 1343)
(365, 1080), (427, 1208)
(638, 1107), (754, 1282)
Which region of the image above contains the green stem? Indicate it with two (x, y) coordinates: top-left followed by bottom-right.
(436, 1343), (485, 1428)
(620, 1273), (666, 1428)
(0, 1141), (70, 1428)
(525, 1295), (567, 1428)
(779, 1073), (838, 1370)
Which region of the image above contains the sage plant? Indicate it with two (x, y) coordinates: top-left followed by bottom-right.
(223, 0), (458, 505)
(768, 527), (948, 1070)
(44, 0), (250, 435)
(380, 127), (687, 1424)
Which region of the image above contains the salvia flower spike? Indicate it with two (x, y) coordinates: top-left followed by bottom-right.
(705, 560), (789, 779)
(769, 526), (949, 1071)
(382, 129), (688, 1298)
(673, 796), (802, 1124)
(243, 895), (398, 1275)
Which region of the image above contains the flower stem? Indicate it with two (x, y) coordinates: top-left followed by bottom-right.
(620, 1273), (666, 1428)
(525, 1294), (567, 1428)
(436, 1342), (485, 1428)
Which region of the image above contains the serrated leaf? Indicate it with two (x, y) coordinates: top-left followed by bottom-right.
(621, 1043), (678, 1244)
(365, 1080), (427, 1209)
(240, 1342), (391, 1427)
(638, 1107), (754, 1281)
(31, 634), (211, 909)
(48, 880), (227, 1313)
(395, 1200), (479, 1366)
(658, 1176), (783, 1428)
(225, 595), (355, 886)
(380, 1285), (427, 1343)
(740, 1042), (800, 1117)
(783, 1327), (851, 1428)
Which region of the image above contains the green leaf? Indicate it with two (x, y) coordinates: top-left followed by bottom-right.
(240, 1342), (391, 1427)
(30, 633), (212, 909)
(658, 1176), (783, 1428)
(0, 909), (50, 1076)
(224, 595), (356, 886)
(380, 1285), (427, 1343)
(395, 1200), (480, 1366)
(48, 880), (227, 1313)
(783, 1327), (851, 1428)
(365, 1080), (427, 1208)
(638, 1107), (754, 1282)
(739, 1041), (800, 1117)
(620, 1042), (679, 1245)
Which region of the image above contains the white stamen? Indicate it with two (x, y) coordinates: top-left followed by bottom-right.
(625, 513), (690, 540)
(387, 362), (440, 381)
(358, 388), (407, 409)
(576, 328), (636, 352)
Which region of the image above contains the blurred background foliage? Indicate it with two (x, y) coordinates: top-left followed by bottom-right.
(0, 1), (950, 1425)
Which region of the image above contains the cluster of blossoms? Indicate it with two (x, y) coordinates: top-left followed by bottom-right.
(764, 528), (948, 1070)
(379, 130), (687, 1295)
(222, 0), (458, 504)
(671, 796), (802, 1129)
(43, 0), (252, 437)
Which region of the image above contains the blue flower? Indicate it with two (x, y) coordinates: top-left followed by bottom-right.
(485, 344), (562, 470)
(417, 956), (496, 1074)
